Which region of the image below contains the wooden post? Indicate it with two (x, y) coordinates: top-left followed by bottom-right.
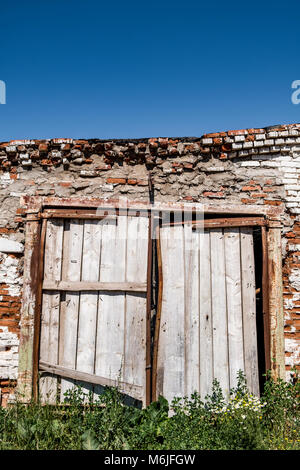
(267, 219), (285, 381)
(17, 210), (41, 402)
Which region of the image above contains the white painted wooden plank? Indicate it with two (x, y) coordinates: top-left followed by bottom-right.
(39, 219), (63, 404)
(224, 228), (244, 390)
(199, 229), (213, 400)
(60, 220), (84, 400)
(42, 281), (147, 292)
(123, 216), (148, 404)
(157, 225), (185, 403)
(76, 221), (102, 398)
(210, 228), (230, 398)
(184, 224), (200, 397)
(240, 227), (260, 396)
(95, 216), (127, 394)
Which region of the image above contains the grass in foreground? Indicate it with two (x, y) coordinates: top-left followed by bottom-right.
(0, 371), (299, 450)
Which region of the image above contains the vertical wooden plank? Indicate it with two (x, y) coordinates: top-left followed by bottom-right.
(146, 211), (153, 407)
(95, 215), (127, 393)
(261, 225), (271, 372)
(156, 225), (185, 403)
(39, 219), (63, 403)
(152, 224), (163, 402)
(267, 222), (285, 381)
(76, 220), (102, 398)
(241, 227), (260, 395)
(17, 213), (41, 403)
(60, 220), (84, 400)
(184, 224), (200, 396)
(210, 228), (230, 398)
(199, 229), (213, 399)
(123, 215), (148, 404)
(224, 228), (244, 390)
(33, 218), (47, 401)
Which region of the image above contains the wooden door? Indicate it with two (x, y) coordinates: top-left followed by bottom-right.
(154, 223), (260, 403)
(38, 211), (149, 406)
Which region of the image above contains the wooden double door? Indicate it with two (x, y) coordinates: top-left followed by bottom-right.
(38, 209), (261, 406)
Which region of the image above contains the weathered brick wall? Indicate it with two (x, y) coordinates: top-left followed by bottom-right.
(0, 123), (300, 404)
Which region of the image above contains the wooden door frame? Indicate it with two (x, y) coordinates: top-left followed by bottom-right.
(17, 197), (285, 402)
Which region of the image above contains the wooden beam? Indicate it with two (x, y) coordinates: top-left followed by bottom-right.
(146, 211), (153, 406)
(21, 196), (283, 218)
(17, 212), (42, 402)
(152, 225), (163, 402)
(261, 225), (271, 372)
(39, 361), (143, 397)
(32, 218), (47, 401)
(42, 280), (147, 293)
(267, 221), (285, 380)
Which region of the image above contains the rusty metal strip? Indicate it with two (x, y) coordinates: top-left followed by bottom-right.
(161, 217), (267, 228)
(32, 218), (47, 401)
(152, 224), (163, 402)
(39, 361), (143, 396)
(146, 209), (153, 406)
(202, 217), (266, 228)
(261, 225), (271, 372)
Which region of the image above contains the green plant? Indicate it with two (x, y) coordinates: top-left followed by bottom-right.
(0, 371), (298, 450)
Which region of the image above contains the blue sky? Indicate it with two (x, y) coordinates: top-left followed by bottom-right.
(0, 1), (300, 140)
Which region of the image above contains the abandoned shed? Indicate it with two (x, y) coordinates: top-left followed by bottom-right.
(0, 123), (299, 407)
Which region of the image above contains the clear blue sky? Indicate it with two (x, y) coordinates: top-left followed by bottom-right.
(1, 0), (300, 140)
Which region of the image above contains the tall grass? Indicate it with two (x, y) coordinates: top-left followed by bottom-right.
(0, 372), (299, 450)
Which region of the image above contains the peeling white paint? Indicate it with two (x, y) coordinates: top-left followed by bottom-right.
(0, 327), (19, 380)
(0, 237), (23, 254)
(0, 253), (22, 296)
(289, 268), (300, 291)
(285, 338), (300, 367)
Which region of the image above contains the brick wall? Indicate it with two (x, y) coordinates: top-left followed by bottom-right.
(0, 123), (300, 404)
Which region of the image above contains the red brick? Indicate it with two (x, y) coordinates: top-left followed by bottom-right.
(241, 198), (257, 204)
(106, 178), (127, 185)
(203, 132), (227, 138)
(286, 232), (296, 238)
(203, 191), (224, 198)
(38, 143), (48, 152)
(128, 179), (137, 185)
(228, 129), (248, 136)
(264, 200), (283, 206)
(242, 185), (261, 191)
(252, 193), (267, 198)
